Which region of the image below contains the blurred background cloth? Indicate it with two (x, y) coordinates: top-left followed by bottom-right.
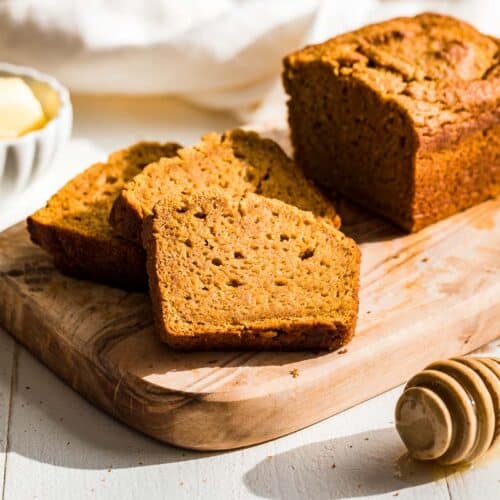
(0, 0), (498, 121)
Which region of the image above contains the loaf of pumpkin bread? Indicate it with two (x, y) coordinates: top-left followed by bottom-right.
(283, 13), (500, 232)
(143, 189), (360, 351)
(28, 141), (180, 289)
(110, 129), (340, 242)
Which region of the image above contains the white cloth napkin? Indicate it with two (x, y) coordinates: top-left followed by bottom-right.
(0, 0), (498, 120)
(0, 0), (318, 114)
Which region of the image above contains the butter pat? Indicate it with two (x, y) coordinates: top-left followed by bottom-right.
(0, 77), (47, 139)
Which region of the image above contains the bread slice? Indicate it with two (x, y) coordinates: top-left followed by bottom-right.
(27, 141), (180, 290)
(142, 188), (360, 351)
(110, 129), (340, 243)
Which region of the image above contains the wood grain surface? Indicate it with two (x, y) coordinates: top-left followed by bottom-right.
(0, 128), (498, 451)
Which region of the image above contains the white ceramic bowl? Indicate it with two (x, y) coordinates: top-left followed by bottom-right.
(0, 62), (72, 207)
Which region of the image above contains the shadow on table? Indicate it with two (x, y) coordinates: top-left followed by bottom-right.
(333, 197), (404, 245)
(243, 427), (449, 499)
(0, 339), (220, 470)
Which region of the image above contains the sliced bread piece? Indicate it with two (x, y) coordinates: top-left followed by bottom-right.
(28, 141), (181, 289)
(110, 129), (340, 243)
(142, 188), (360, 351)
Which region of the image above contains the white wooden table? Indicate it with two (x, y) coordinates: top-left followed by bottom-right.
(0, 96), (498, 500)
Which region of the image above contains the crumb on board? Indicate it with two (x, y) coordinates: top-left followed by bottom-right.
(421, 257), (429, 262)
(337, 348), (348, 355)
(267, 455), (273, 461)
(331, 464), (336, 469)
(289, 368), (299, 378)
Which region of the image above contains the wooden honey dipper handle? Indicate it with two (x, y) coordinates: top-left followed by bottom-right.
(395, 357), (500, 465)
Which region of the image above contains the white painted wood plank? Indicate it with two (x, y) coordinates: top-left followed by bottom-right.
(0, 328), (15, 499)
(445, 456), (500, 500)
(240, 385), (452, 500)
(2, 346), (199, 500)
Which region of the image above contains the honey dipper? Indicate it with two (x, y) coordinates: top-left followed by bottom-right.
(395, 357), (500, 465)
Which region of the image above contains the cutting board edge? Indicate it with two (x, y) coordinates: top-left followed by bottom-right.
(1, 261), (498, 451)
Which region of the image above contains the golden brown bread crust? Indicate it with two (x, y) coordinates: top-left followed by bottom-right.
(27, 141), (181, 290)
(283, 13), (500, 232)
(155, 322), (356, 352)
(110, 129), (341, 243)
(27, 218), (147, 289)
(142, 189), (360, 351)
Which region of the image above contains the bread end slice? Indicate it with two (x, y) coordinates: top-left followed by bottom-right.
(28, 141), (180, 289)
(27, 216), (147, 289)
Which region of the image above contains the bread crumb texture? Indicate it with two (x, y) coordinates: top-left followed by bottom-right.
(143, 189), (360, 351)
(110, 129), (340, 242)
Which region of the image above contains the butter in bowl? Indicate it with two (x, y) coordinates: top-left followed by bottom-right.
(0, 63), (72, 206)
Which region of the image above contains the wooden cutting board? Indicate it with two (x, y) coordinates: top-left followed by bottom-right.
(0, 129), (499, 451)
